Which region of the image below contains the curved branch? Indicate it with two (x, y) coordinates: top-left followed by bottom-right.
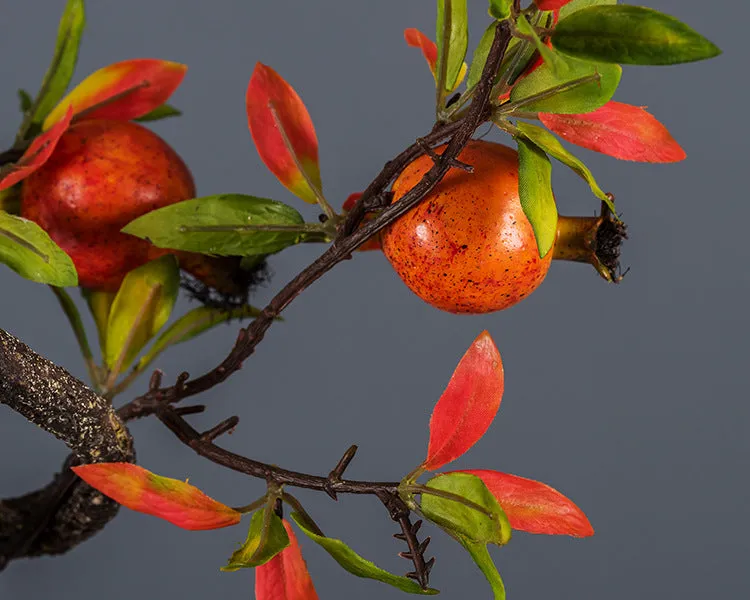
(122, 20), (513, 420)
(0, 328), (135, 568)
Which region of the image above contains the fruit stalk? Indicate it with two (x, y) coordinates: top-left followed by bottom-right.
(553, 202), (628, 282)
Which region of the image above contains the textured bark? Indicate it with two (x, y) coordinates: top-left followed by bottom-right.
(0, 329), (135, 567)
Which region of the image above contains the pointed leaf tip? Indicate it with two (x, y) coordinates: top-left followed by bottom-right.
(423, 331), (504, 471)
(72, 463), (241, 530)
(43, 58), (187, 129)
(460, 469), (594, 537)
(0, 106), (73, 192)
(256, 520), (319, 600)
(540, 102), (687, 163)
(246, 63), (322, 205)
(404, 29), (439, 77)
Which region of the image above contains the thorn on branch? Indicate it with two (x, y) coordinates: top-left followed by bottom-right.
(395, 515), (434, 589)
(173, 405), (206, 417)
(416, 137), (473, 173)
(325, 445), (358, 500)
(148, 369), (163, 392)
(200, 416), (240, 442)
(174, 371), (190, 394)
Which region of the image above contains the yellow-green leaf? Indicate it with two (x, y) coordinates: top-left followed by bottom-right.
(104, 255), (179, 373)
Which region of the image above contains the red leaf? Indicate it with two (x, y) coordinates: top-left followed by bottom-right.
(422, 331), (504, 471)
(246, 63), (322, 205)
(342, 192), (381, 252)
(72, 463), (241, 531)
(256, 520), (319, 600)
(43, 59), (187, 129)
(404, 28), (438, 77)
(539, 102), (687, 163)
(460, 469), (594, 537)
(0, 106), (73, 192)
(535, 0), (572, 9)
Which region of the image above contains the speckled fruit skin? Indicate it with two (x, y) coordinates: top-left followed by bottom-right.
(382, 140), (553, 314)
(21, 119), (196, 290)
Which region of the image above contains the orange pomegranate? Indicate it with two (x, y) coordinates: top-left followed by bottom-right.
(382, 140), (553, 314)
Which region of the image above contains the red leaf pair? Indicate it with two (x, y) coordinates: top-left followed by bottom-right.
(540, 101), (687, 163)
(420, 331), (593, 538)
(256, 520), (319, 600)
(0, 58), (186, 192)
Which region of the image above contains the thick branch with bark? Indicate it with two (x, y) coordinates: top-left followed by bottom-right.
(0, 328), (134, 567)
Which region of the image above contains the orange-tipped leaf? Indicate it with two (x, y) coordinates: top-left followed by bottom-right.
(423, 331), (504, 471)
(43, 59), (186, 129)
(539, 102), (687, 163)
(460, 469), (594, 537)
(256, 520), (319, 600)
(246, 63), (322, 205)
(405, 28), (438, 77)
(72, 463), (241, 531)
(0, 106), (73, 191)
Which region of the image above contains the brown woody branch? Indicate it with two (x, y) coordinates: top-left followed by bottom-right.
(0, 328), (135, 568)
(1, 21), (512, 586)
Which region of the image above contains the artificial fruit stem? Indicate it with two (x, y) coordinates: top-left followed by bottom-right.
(553, 201), (627, 282)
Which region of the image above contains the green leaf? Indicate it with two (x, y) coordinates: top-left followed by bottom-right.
(559, 0), (617, 21)
(222, 510), (289, 571)
(508, 53), (621, 114)
(514, 121), (614, 212)
(137, 304), (263, 369)
(420, 473), (511, 546)
(17, 89), (33, 113)
(104, 255), (179, 373)
(552, 5), (721, 65)
(436, 0), (469, 92)
(461, 539), (506, 600)
(467, 24), (497, 90)
(30, 0), (86, 125)
(515, 15), (559, 71)
(122, 194), (306, 257)
(0, 211), (77, 286)
(134, 104), (182, 122)
(82, 288), (116, 354)
(516, 138), (558, 258)
(290, 513), (439, 595)
(488, 0), (511, 20)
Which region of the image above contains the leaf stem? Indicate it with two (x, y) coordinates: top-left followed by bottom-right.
(50, 286), (101, 392)
(267, 101), (336, 221)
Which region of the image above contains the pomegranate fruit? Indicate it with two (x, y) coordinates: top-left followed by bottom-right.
(21, 119), (195, 290)
(382, 140), (553, 314)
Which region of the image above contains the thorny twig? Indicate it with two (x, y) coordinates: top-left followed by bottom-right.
(2, 22), (513, 586)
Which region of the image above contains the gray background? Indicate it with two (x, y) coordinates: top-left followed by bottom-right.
(1, 1), (746, 599)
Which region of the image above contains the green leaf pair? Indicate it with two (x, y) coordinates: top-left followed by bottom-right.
(418, 473), (511, 600)
(223, 509), (289, 571)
